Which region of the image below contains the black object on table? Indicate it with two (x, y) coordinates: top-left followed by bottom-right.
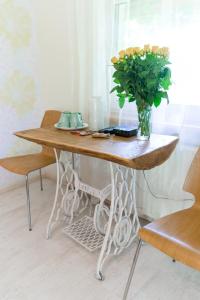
(99, 126), (138, 137)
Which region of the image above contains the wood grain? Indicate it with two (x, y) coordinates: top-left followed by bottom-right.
(183, 148), (200, 206)
(0, 153), (56, 175)
(139, 147), (200, 271)
(15, 127), (178, 170)
(0, 110), (61, 175)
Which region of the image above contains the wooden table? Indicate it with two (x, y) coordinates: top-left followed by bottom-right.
(16, 127), (178, 169)
(16, 127), (178, 280)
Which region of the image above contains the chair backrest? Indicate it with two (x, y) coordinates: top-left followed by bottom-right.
(183, 147), (200, 206)
(40, 110), (61, 129)
(40, 110), (61, 156)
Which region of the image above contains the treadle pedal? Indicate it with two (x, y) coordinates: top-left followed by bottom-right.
(63, 216), (104, 252)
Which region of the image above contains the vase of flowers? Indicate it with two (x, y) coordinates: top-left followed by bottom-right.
(137, 101), (151, 140)
(111, 45), (172, 140)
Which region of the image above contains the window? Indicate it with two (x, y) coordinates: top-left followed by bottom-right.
(110, 0), (200, 145)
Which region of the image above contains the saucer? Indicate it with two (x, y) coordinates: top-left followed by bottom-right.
(54, 123), (88, 131)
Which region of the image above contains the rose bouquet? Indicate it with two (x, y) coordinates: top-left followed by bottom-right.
(111, 45), (172, 139)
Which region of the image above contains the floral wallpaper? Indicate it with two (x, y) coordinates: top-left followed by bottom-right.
(0, 0), (43, 190)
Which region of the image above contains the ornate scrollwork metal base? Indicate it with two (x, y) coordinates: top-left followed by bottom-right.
(46, 149), (111, 239)
(46, 150), (89, 238)
(46, 149), (140, 280)
(95, 163), (140, 279)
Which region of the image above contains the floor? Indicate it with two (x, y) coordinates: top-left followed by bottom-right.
(0, 179), (200, 300)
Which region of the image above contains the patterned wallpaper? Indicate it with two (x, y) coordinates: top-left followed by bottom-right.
(0, 0), (43, 189)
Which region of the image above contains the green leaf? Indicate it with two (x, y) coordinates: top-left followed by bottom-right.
(166, 94), (169, 104)
(119, 96), (126, 108)
(114, 78), (120, 84)
(160, 78), (171, 90)
(160, 67), (172, 89)
(139, 70), (149, 78)
(147, 79), (157, 89)
(161, 91), (169, 104)
(128, 96), (135, 102)
(153, 95), (162, 107)
(110, 86), (118, 93)
(153, 91), (169, 107)
(162, 67), (171, 78)
(111, 85), (124, 93)
(112, 70), (120, 78)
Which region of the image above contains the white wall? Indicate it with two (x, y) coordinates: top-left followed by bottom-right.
(31, 1), (75, 182)
(0, 1), (77, 192)
(33, 0), (77, 112)
(0, 1), (43, 192)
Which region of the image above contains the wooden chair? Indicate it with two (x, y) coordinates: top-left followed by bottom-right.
(0, 110), (61, 231)
(123, 147), (200, 300)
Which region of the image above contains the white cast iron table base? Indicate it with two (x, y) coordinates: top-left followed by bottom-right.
(46, 149), (141, 280)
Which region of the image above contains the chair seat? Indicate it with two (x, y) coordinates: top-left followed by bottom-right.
(0, 152), (56, 175)
(140, 206), (200, 271)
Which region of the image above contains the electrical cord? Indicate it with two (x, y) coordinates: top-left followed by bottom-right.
(141, 170), (193, 201)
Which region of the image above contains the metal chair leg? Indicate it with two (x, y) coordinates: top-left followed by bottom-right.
(25, 175), (32, 231)
(123, 239), (142, 300)
(39, 169), (43, 191)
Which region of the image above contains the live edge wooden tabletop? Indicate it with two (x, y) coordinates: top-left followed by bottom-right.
(15, 127), (178, 170)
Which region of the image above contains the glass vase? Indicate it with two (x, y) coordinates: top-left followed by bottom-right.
(89, 96), (105, 131)
(137, 103), (152, 140)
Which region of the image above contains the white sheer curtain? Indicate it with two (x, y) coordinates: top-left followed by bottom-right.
(110, 0), (200, 219)
(66, 0), (199, 219)
(68, 0), (115, 130)
(64, 0), (115, 189)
